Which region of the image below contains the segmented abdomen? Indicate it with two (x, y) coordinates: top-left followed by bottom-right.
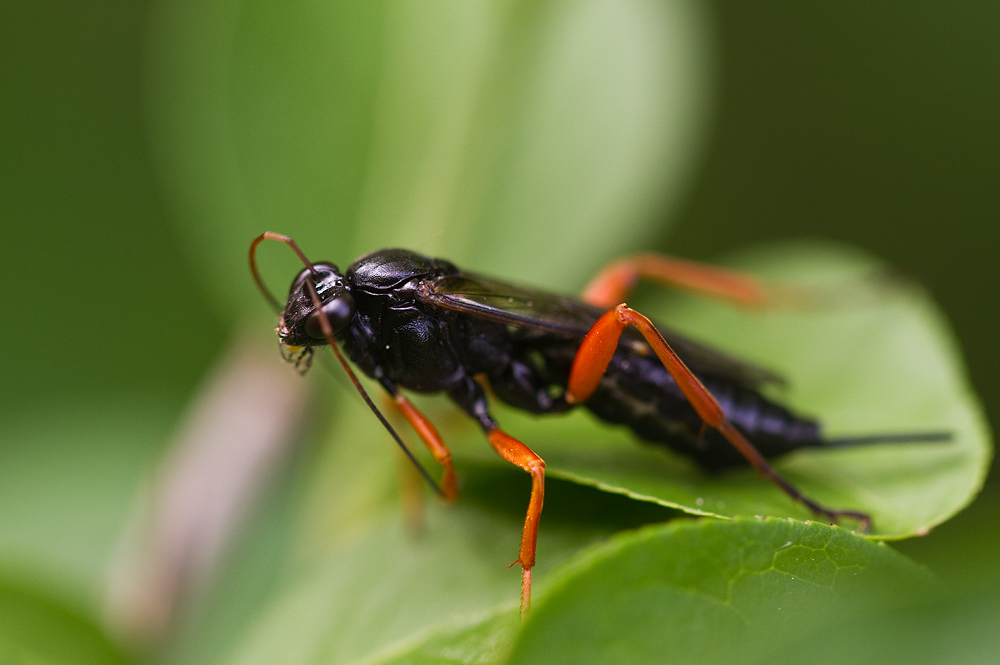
(583, 348), (822, 470)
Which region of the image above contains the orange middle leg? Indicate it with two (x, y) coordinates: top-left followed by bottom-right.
(487, 428), (545, 616)
(565, 304), (870, 529)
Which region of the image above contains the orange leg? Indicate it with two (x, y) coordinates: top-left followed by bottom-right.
(394, 393), (459, 503)
(565, 304), (870, 529)
(581, 253), (773, 309)
(487, 428), (545, 616)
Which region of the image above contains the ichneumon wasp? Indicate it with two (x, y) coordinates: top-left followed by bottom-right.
(250, 232), (949, 615)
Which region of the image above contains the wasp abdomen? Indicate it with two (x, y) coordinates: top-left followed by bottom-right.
(585, 349), (822, 470)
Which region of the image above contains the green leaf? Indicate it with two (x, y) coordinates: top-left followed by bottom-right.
(363, 610), (519, 665)
(508, 518), (935, 665)
(232, 518), (932, 664)
(451, 241), (990, 539)
(224, 504), (592, 665)
(0, 398), (173, 614)
(767, 584), (1000, 665)
(0, 579), (133, 665)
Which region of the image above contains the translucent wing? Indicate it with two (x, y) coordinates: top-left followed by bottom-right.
(421, 273), (600, 336)
(419, 272), (784, 389)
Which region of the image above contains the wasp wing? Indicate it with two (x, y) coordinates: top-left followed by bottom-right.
(419, 272), (783, 389)
(421, 273), (600, 337)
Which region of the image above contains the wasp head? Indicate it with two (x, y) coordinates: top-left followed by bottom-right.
(277, 262), (356, 354)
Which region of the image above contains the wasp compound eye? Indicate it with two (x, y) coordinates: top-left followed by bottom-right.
(305, 292), (356, 340)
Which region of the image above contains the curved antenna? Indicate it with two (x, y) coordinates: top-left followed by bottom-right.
(249, 232), (445, 498)
(249, 232), (319, 313)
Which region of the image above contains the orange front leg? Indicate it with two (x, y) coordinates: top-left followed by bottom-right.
(566, 304), (870, 529)
(393, 393), (459, 503)
(487, 428), (545, 616)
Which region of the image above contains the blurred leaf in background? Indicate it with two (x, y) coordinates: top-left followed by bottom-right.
(1, 1), (998, 664)
(0, 0), (224, 657)
(145, 0), (712, 307)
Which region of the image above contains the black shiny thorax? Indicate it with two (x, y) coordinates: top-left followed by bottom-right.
(281, 250), (565, 428)
(340, 249), (471, 392)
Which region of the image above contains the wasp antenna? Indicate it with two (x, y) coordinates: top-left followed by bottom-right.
(249, 232), (322, 313)
(249, 233), (286, 312)
(301, 276), (445, 499)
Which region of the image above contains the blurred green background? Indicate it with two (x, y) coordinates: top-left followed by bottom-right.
(1, 1), (998, 663)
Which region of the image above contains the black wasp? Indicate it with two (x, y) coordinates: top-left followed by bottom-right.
(250, 232), (946, 615)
